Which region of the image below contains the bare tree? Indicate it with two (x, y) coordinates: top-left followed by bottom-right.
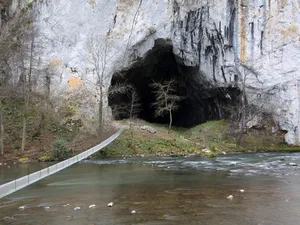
(0, 10), (38, 154)
(235, 66), (269, 145)
(150, 79), (181, 132)
(20, 34), (35, 154)
(128, 86), (140, 120)
(0, 4), (52, 154)
(109, 83), (141, 122)
(85, 34), (115, 134)
(19, 24), (45, 154)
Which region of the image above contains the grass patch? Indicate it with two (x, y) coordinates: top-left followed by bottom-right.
(100, 129), (202, 156)
(183, 120), (236, 152)
(100, 119), (297, 157)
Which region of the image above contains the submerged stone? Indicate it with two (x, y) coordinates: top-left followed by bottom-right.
(18, 206), (26, 210)
(227, 195), (233, 200)
(287, 162), (298, 166)
(89, 204), (96, 209)
(107, 202), (114, 207)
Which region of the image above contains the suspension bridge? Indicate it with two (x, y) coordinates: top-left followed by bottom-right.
(0, 129), (123, 199)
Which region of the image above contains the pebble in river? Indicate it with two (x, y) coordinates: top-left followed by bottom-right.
(89, 204), (96, 209)
(227, 195), (233, 200)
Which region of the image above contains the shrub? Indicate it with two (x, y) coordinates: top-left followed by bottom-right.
(19, 157), (30, 163)
(52, 139), (72, 160)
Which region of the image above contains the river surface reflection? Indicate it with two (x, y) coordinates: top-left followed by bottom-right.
(1, 153), (300, 225)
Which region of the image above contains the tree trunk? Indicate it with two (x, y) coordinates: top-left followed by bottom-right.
(168, 109), (172, 133)
(21, 117), (27, 154)
(21, 38), (33, 154)
(130, 91), (134, 120)
(28, 37), (34, 93)
(0, 102), (4, 156)
(21, 78), (29, 154)
(98, 85), (103, 135)
(237, 90), (246, 145)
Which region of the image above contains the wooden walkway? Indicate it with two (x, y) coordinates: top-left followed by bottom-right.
(0, 129), (123, 199)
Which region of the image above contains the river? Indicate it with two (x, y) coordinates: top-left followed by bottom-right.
(1, 153), (300, 225)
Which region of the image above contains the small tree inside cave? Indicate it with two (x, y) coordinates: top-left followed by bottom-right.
(109, 83), (141, 123)
(150, 79), (181, 132)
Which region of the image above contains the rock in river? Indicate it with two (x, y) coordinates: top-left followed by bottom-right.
(18, 206), (26, 210)
(89, 204), (96, 209)
(227, 195), (233, 200)
(287, 162), (298, 166)
(107, 202), (114, 207)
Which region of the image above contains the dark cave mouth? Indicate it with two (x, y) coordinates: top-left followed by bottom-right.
(109, 39), (240, 128)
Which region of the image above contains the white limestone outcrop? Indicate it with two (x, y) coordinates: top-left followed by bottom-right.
(5, 0), (300, 144)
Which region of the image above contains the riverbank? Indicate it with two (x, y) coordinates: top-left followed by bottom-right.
(100, 119), (300, 157)
(1, 119), (299, 165)
(0, 130), (116, 165)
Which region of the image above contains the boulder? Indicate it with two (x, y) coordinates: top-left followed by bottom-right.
(141, 125), (157, 134)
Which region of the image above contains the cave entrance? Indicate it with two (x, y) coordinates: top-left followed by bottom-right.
(109, 39), (239, 128)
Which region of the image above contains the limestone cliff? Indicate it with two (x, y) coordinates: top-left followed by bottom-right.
(3, 0), (300, 144)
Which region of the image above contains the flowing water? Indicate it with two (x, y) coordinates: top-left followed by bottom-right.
(1, 153), (300, 225)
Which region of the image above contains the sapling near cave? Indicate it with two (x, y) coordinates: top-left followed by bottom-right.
(109, 83), (141, 124)
(85, 34), (116, 135)
(150, 79), (181, 133)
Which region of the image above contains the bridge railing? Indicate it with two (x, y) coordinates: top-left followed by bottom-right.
(0, 129), (123, 199)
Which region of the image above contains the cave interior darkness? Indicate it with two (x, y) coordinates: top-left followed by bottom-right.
(109, 39), (240, 128)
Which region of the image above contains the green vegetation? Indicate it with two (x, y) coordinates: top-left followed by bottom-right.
(183, 120), (235, 151)
(38, 155), (52, 162)
(1, 95), (100, 162)
(101, 119), (295, 157)
(101, 121), (230, 157)
(0, 94), (296, 162)
(18, 157), (30, 163)
(26, 0), (36, 9)
(100, 129), (200, 156)
(52, 139), (73, 160)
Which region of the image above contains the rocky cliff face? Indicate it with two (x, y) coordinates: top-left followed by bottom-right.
(5, 0), (300, 144)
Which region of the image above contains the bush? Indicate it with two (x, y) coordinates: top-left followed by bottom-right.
(52, 139), (72, 160)
(19, 157), (30, 163)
